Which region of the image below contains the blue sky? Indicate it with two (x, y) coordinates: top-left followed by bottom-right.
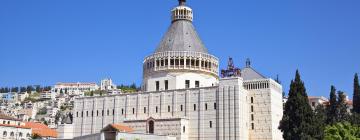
(0, 0), (359, 97)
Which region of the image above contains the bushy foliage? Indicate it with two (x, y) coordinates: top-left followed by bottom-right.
(324, 122), (360, 140)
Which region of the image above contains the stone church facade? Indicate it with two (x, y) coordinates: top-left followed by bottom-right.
(73, 1), (283, 140)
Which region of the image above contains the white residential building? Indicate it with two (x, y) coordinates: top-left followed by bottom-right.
(101, 78), (116, 91)
(54, 82), (99, 95)
(73, 1), (283, 140)
(0, 113), (32, 140)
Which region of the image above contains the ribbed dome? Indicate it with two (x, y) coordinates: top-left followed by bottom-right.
(155, 20), (208, 53)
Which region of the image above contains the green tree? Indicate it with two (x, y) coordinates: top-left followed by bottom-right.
(327, 85), (338, 124)
(353, 73), (360, 114)
(31, 133), (42, 139)
(324, 122), (360, 140)
(279, 70), (316, 140)
(337, 91), (349, 122)
(313, 104), (327, 139)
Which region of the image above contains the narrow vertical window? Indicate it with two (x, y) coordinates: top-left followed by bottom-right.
(113, 109), (115, 115)
(251, 106), (254, 112)
(144, 107), (147, 114)
(156, 81), (160, 91)
(102, 110), (104, 116)
(251, 123), (254, 130)
(91, 111), (94, 117)
(185, 80), (190, 88)
(180, 105), (183, 111)
(214, 103), (217, 110)
(165, 80), (169, 90)
(251, 97), (254, 103)
(195, 81), (200, 88)
(183, 126), (185, 133)
(97, 110), (99, 116)
(156, 106), (158, 113)
(205, 103), (208, 110)
(122, 109), (124, 115)
(251, 114), (254, 121)
(193, 104), (196, 111)
(209, 121), (212, 128)
(81, 112), (83, 117)
(132, 108), (135, 114)
(76, 112), (78, 117)
(86, 111), (88, 117)
(168, 106), (171, 112)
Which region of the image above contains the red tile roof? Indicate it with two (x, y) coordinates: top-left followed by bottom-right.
(24, 122), (57, 138)
(102, 124), (134, 133)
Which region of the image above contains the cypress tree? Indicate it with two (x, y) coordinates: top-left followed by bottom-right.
(313, 104), (326, 139)
(326, 85), (337, 124)
(337, 91), (349, 122)
(353, 73), (360, 113)
(279, 70), (315, 140)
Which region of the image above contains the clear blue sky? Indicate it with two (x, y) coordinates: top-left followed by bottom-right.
(0, 0), (359, 97)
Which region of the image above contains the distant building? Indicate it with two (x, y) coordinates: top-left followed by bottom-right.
(53, 82), (99, 95)
(308, 96), (329, 109)
(0, 113), (32, 140)
(40, 91), (56, 100)
(100, 78), (116, 91)
(1, 93), (15, 101)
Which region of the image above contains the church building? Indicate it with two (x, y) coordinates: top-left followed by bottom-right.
(73, 0), (283, 139)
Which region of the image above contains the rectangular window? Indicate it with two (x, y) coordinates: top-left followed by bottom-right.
(144, 107), (147, 114)
(156, 81), (160, 91)
(168, 106), (171, 112)
(107, 110), (109, 116)
(195, 81), (200, 88)
(102, 110), (104, 116)
(76, 112), (78, 117)
(113, 109), (115, 115)
(214, 103), (217, 110)
(210, 121), (213, 128)
(205, 103), (208, 110)
(251, 106), (254, 112)
(122, 109), (124, 115)
(181, 105), (183, 111)
(185, 80), (190, 89)
(92, 111), (94, 117)
(86, 111), (88, 117)
(156, 106), (158, 113)
(193, 104), (196, 111)
(132, 108), (135, 114)
(165, 80), (168, 90)
(97, 110), (99, 116)
(251, 114), (254, 121)
(251, 97), (254, 103)
(251, 123), (254, 130)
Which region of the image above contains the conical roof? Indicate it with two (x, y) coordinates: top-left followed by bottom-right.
(155, 5), (208, 53)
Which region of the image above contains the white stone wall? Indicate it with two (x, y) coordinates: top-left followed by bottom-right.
(74, 77), (282, 140)
(143, 71), (218, 92)
(0, 125), (31, 140)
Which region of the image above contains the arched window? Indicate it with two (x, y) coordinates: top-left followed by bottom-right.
(148, 120), (155, 134)
(19, 132), (23, 137)
(7, 121), (10, 124)
(3, 131), (7, 137)
(10, 132), (14, 137)
(26, 133), (30, 137)
(183, 126), (186, 133)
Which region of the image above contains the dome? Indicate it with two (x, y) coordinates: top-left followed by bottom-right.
(155, 20), (208, 53)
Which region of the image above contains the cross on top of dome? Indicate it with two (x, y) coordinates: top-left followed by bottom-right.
(179, 0), (186, 6)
